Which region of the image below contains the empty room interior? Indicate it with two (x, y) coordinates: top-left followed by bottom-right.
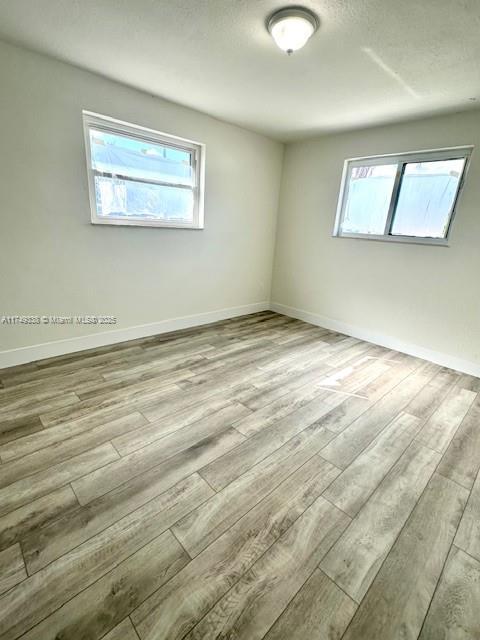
(1, 1), (480, 638)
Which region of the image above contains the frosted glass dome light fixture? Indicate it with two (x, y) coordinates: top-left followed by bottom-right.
(267, 6), (319, 55)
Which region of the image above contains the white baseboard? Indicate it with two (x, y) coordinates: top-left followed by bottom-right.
(3, 299), (478, 378)
(271, 302), (480, 377)
(0, 302), (270, 369)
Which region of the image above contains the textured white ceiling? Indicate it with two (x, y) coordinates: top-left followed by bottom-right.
(0, 0), (479, 140)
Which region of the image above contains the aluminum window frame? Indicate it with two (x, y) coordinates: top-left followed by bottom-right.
(83, 111), (205, 229)
(333, 146), (473, 246)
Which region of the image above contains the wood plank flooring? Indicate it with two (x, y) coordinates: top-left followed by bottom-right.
(0, 311), (479, 639)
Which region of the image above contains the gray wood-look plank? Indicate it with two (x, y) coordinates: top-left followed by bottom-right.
(458, 373), (480, 393)
(416, 386), (476, 454)
(198, 393), (337, 491)
(0, 443), (119, 517)
(184, 497), (349, 640)
(112, 395), (232, 455)
(264, 569), (357, 640)
(173, 446), (339, 557)
(0, 392), (80, 424)
(0, 545), (27, 596)
(102, 618), (140, 640)
(0, 413), (147, 487)
(0, 417), (43, 448)
(405, 368), (459, 420)
(320, 440), (440, 602)
(418, 545), (480, 640)
(437, 394), (480, 489)
(38, 382), (177, 429)
(0, 405), (142, 461)
(198, 357), (388, 493)
(71, 403), (248, 504)
(0, 474), (208, 638)
(454, 469), (480, 562)
(17, 531), (188, 640)
(0, 486), (78, 551)
(319, 361), (439, 469)
(342, 473), (468, 640)
(23, 473), (213, 574)
(233, 379), (330, 437)
(131, 454), (337, 640)
(323, 411), (422, 517)
(0, 311), (477, 640)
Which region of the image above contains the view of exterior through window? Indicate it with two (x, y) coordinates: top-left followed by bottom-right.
(83, 112), (205, 228)
(334, 147), (472, 244)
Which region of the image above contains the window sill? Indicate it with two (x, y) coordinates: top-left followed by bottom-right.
(332, 232), (449, 247)
(91, 218), (204, 230)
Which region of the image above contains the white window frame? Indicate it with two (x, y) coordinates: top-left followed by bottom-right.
(333, 146), (473, 246)
(82, 111), (205, 229)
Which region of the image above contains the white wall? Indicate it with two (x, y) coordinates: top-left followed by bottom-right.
(272, 110), (480, 374)
(2, 38), (480, 374)
(0, 40), (283, 362)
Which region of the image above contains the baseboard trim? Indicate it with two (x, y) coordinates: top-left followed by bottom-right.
(0, 302), (270, 369)
(3, 299), (478, 377)
(271, 302), (480, 377)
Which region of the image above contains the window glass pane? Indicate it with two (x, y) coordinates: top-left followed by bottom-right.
(391, 159), (465, 238)
(341, 164), (397, 235)
(94, 176), (194, 222)
(90, 128), (193, 186)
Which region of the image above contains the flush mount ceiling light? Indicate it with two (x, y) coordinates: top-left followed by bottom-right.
(267, 6), (319, 55)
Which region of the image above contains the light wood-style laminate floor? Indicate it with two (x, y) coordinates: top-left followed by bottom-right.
(0, 311), (479, 640)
